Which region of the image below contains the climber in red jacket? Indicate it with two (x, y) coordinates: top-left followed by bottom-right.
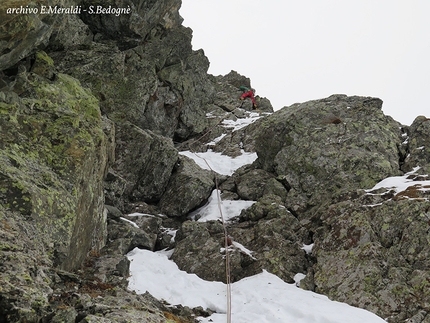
(239, 86), (257, 108)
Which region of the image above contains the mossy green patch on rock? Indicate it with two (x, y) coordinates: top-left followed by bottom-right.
(0, 64), (110, 271)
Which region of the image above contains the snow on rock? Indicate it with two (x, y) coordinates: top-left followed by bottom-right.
(231, 240), (256, 260)
(128, 248), (226, 312)
(180, 110), (262, 175)
(365, 166), (430, 196)
(189, 189), (255, 222)
(126, 103), (391, 323)
(301, 243), (314, 254)
(120, 217), (139, 228)
(221, 112), (261, 131)
(179, 150), (257, 176)
(293, 273), (307, 286)
(127, 248), (387, 323)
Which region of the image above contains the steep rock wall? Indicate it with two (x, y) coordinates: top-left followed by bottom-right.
(0, 0), (238, 321)
(0, 50), (113, 320)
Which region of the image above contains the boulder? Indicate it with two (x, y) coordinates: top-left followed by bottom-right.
(253, 94), (403, 212)
(172, 198), (311, 284)
(171, 220), (250, 283)
(103, 216), (159, 255)
(239, 194), (287, 222)
(159, 155), (215, 217)
(220, 166), (279, 201)
(105, 122), (178, 208)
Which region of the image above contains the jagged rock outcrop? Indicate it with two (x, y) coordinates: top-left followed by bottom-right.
(0, 51), (112, 268)
(104, 122), (179, 209)
(1, 0), (268, 320)
(159, 155), (215, 217)
(313, 193), (430, 322)
(51, 25), (212, 140)
(252, 95), (403, 213)
(167, 95), (430, 323)
(1, 0), (59, 70)
(0, 50), (113, 320)
(80, 0), (183, 43)
(401, 115), (430, 174)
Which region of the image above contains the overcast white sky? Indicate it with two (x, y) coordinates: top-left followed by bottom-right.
(180, 0), (430, 125)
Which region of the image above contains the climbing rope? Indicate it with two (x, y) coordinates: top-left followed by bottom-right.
(180, 106), (263, 322)
(183, 114), (234, 321)
(194, 153), (232, 323)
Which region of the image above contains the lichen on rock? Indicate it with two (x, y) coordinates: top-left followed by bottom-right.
(1, 58), (110, 268)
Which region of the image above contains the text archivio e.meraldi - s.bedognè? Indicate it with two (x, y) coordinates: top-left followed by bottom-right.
(5, 5), (131, 16)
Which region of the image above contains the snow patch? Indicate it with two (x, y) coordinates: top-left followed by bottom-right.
(120, 217), (139, 228)
(179, 150), (257, 176)
(221, 112), (261, 131)
(127, 212), (157, 217)
(293, 273), (306, 286)
(127, 248), (387, 323)
(231, 240), (257, 260)
(365, 166), (430, 196)
(208, 133), (227, 145)
(189, 189), (255, 222)
(301, 243), (314, 254)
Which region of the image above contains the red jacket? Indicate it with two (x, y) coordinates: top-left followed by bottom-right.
(240, 90), (256, 105)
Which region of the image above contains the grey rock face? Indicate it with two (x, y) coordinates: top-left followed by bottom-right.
(401, 116), (430, 174)
(159, 155), (215, 217)
(0, 54), (112, 320)
(0, 1), (57, 70)
(80, 0), (183, 41)
(253, 95), (403, 211)
(313, 194), (430, 322)
(105, 122), (178, 207)
(171, 198), (310, 284)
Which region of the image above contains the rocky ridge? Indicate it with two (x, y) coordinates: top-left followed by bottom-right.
(1, 0), (430, 322)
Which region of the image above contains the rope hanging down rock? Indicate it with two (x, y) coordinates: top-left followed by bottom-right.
(193, 152), (232, 323)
